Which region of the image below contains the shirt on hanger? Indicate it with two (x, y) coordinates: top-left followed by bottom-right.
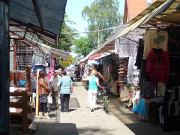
(144, 29), (168, 59)
(146, 49), (170, 83)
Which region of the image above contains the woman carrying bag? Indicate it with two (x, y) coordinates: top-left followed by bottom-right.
(38, 70), (51, 119)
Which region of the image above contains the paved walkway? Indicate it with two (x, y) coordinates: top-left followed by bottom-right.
(107, 95), (180, 135)
(33, 82), (134, 135)
(10, 82), (180, 135)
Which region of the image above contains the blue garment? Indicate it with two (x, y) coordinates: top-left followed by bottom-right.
(59, 76), (73, 94)
(32, 60), (36, 72)
(88, 76), (98, 90)
(132, 99), (147, 115)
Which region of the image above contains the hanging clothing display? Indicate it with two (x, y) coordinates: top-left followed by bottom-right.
(127, 56), (140, 86)
(45, 53), (51, 67)
(32, 53), (45, 65)
(157, 82), (166, 96)
(132, 98), (147, 115)
(115, 37), (138, 58)
(139, 59), (155, 98)
(143, 29), (168, 59)
(139, 78), (155, 98)
(146, 49), (170, 83)
(46, 55), (55, 81)
(116, 37), (140, 86)
(118, 58), (128, 85)
(119, 85), (130, 98)
(135, 39), (144, 69)
(166, 26), (180, 52)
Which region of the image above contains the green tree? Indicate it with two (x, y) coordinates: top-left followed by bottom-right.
(73, 37), (94, 57)
(46, 14), (77, 52)
(58, 14), (77, 51)
(82, 0), (123, 48)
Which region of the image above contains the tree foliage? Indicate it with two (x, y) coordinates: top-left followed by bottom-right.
(73, 37), (94, 57)
(58, 14), (77, 52)
(82, 0), (123, 48)
(46, 14), (77, 52)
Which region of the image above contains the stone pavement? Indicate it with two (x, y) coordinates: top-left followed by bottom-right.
(58, 82), (134, 135)
(10, 82), (180, 135)
(10, 82), (134, 135)
(107, 95), (180, 135)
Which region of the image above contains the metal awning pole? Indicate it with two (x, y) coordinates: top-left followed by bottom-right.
(0, 0), (9, 134)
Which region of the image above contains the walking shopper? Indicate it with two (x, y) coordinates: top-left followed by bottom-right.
(90, 65), (107, 103)
(50, 70), (61, 110)
(58, 70), (73, 112)
(83, 70), (104, 112)
(44, 72), (51, 112)
(91, 65), (107, 82)
(58, 67), (64, 77)
(38, 71), (51, 119)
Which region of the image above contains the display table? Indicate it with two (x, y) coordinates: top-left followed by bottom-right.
(10, 91), (35, 133)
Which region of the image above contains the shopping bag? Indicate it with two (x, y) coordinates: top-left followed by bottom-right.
(48, 95), (53, 104)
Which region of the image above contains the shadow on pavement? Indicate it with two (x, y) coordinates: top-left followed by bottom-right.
(49, 113), (56, 118)
(70, 98), (80, 108)
(10, 122), (119, 135)
(78, 127), (116, 135)
(33, 122), (78, 135)
(69, 109), (77, 112)
(95, 107), (102, 111)
(107, 93), (180, 135)
(125, 122), (180, 135)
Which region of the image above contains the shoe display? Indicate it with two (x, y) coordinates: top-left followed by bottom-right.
(118, 57), (129, 85)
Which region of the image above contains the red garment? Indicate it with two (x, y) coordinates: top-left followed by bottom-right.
(146, 49), (170, 83)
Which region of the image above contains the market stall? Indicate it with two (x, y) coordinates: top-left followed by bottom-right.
(0, 0), (68, 134)
(79, 0), (180, 132)
(114, 0), (180, 131)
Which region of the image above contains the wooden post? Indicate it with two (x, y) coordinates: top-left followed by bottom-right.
(35, 69), (40, 117)
(26, 65), (31, 92)
(21, 91), (28, 133)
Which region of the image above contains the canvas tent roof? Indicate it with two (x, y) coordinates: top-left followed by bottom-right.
(10, 27), (70, 59)
(10, 0), (67, 45)
(81, 0), (180, 62)
(116, 0), (180, 38)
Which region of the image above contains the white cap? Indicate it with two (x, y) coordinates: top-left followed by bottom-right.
(54, 70), (59, 73)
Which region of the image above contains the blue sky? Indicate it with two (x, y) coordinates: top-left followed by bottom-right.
(65, 0), (125, 36)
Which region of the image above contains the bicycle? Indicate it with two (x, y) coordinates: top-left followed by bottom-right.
(101, 83), (109, 113)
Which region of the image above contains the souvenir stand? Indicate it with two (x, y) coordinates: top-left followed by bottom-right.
(113, 0), (180, 131)
(9, 38), (59, 133)
(101, 54), (119, 95)
(129, 25), (180, 131)
(115, 36), (141, 109)
(86, 53), (119, 95)
(9, 37), (35, 130)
